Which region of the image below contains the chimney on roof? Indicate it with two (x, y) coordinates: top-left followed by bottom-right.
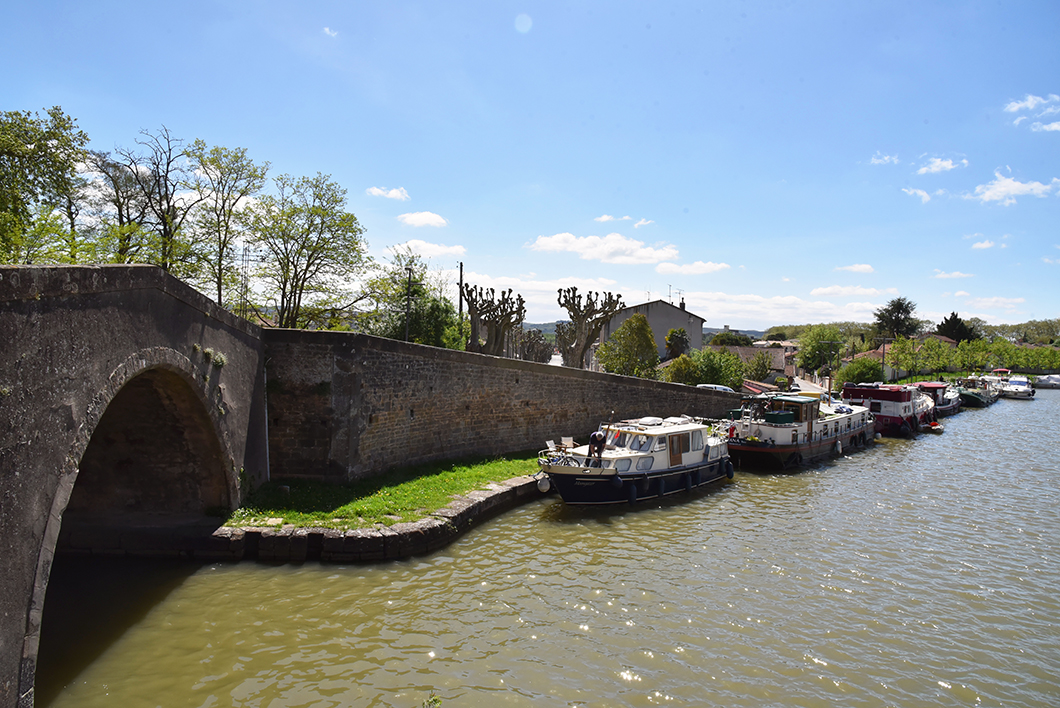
(680, 298), (685, 310)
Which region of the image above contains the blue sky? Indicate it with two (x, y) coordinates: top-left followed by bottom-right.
(5, 1), (1059, 329)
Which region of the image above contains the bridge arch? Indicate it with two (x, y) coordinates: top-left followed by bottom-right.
(21, 346), (240, 704)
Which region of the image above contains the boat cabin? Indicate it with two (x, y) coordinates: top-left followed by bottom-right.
(744, 395), (820, 424)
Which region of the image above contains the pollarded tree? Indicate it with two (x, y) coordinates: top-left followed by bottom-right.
(556, 287), (624, 368)
(516, 328), (555, 363)
(597, 313), (658, 378)
(245, 172), (368, 329)
(874, 297), (919, 340)
(462, 284), (526, 356)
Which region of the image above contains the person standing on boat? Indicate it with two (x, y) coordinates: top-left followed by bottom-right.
(589, 430), (606, 462)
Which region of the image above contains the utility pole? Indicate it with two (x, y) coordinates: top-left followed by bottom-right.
(821, 340), (843, 397)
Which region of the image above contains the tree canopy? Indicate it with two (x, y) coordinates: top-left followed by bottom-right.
(665, 327), (691, 360)
(935, 312), (977, 344)
(874, 297), (919, 339)
(244, 172), (368, 329)
(1, 106), (88, 262)
(710, 330), (753, 347)
(597, 313), (658, 377)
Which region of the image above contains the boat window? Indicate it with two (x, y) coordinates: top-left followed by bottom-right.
(691, 430), (703, 450)
(636, 456), (654, 471)
(870, 402), (881, 413)
(708, 443), (719, 461)
(615, 459), (631, 472)
(610, 431), (628, 448)
(653, 438), (667, 452)
(629, 435), (650, 451)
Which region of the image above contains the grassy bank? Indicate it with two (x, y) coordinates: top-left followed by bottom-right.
(224, 452), (541, 530)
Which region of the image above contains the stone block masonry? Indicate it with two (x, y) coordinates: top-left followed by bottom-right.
(263, 329), (737, 482)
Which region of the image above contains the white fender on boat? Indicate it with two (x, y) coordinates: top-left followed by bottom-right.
(537, 476), (551, 493)
(835, 440), (842, 455)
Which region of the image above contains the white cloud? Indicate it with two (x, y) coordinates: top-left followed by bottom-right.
(529, 232), (680, 264)
(870, 152), (899, 165)
(655, 261), (730, 275)
(964, 296), (1025, 310)
(1003, 94), (1058, 112)
(323, 27), (338, 37)
(594, 214), (632, 222)
(971, 240), (994, 249)
(681, 291), (881, 330)
(397, 211), (448, 227)
(933, 269), (974, 279)
(367, 186), (410, 201)
(1014, 116), (1028, 126)
(400, 239), (466, 258)
(810, 285), (898, 297)
(968, 171), (1057, 205)
(835, 264), (874, 273)
(917, 157), (968, 174)
(1031, 121), (1060, 132)
(902, 187), (931, 203)
(954, 290), (970, 297)
(634, 218), (654, 228)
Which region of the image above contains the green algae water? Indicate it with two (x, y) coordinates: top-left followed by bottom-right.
(37, 391), (1060, 707)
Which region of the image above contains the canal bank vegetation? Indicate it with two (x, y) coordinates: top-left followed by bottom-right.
(225, 452), (540, 529)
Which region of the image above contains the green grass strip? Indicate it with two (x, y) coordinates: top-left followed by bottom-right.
(224, 451), (541, 530)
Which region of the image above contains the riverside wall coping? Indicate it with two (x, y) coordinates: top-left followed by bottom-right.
(57, 475), (546, 564)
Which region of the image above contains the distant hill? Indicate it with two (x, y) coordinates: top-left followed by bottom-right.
(526, 321), (767, 342)
(703, 326), (765, 341)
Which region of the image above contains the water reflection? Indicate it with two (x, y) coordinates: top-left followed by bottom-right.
(38, 391), (1060, 707)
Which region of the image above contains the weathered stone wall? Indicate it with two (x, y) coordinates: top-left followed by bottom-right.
(264, 329), (739, 481)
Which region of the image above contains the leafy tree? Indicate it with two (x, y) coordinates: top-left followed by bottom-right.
(665, 327), (691, 360)
(597, 313), (658, 378)
(710, 330), (753, 346)
(245, 172), (368, 328)
(919, 337), (952, 374)
(186, 140), (269, 306)
(956, 338), (991, 372)
(795, 324), (842, 372)
(888, 336), (917, 380)
(835, 357), (883, 387)
(661, 353), (699, 384)
(115, 127), (206, 277)
(84, 149), (153, 263)
(745, 350), (774, 383)
(766, 329), (787, 341)
(690, 347), (745, 390)
(0, 106), (89, 262)
(556, 287), (624, 368)
(361, 249), (460, 347)
(935, 312), (976, 344)
(462, 284), (526, 356)
(874, 297), (919, 339)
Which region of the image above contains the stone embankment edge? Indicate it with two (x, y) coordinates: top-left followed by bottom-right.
(200, 475), (543, 563)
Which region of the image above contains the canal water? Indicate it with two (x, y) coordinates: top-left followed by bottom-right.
(38, 391), (1060, 707)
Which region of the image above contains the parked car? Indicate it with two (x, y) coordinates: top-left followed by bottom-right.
(696, 383), (736, 393)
